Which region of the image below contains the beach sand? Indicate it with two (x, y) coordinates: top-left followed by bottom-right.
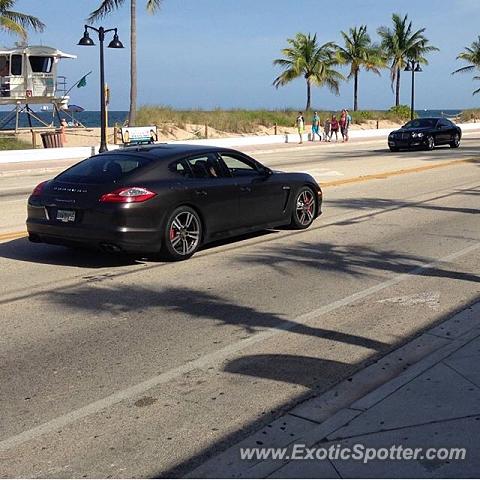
(12, 119), (406, 149)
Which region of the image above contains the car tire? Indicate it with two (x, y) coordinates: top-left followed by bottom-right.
(290, 186), (316, 229)
(450, 133), (460, 148)
(425, 136), (435, 150)
(389, 146), (399, 152)
(160, 206), (203, 261)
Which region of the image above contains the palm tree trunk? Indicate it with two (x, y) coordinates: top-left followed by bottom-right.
(353, 70), (359, 111)
(128, 0), (137, 126)
(395, 67), (401, 106)
(306, 78), (311, 111)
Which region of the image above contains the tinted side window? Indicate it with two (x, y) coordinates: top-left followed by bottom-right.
(186, 154), (223, 179)
(29, 56), (53, 73)
(55, 154), (153, 184)
(168, 160), (192, 178)
(11, 55), (22, 75)
(220, 154), (260, 177)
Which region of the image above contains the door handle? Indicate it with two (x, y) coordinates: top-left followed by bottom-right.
(195, 190), (207, 196)
(240, 186), (251, 192)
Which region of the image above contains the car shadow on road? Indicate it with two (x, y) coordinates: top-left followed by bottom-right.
(0, 237), (140, 268)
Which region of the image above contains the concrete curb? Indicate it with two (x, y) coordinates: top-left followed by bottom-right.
(187, 300), (480, 478)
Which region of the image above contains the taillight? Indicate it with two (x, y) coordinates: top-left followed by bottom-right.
(99, 187), (157, 203)
(31, 180), (48, 196)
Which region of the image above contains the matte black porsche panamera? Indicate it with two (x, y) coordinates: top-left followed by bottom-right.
(27, 145), (322, 260)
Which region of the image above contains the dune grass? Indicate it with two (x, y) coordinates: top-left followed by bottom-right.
(0, 136), (31, 150)
(136, 106), (413, 133)
(459, 108), (480, 123)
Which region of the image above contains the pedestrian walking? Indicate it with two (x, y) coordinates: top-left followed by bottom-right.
(311, 111), (321, 141)
(340, 109), (347, 142)
(345, 109), (352, 142)
(296, 111), (305, 144)
(330, 115), (339, 142)
(323, 117), (331, 141)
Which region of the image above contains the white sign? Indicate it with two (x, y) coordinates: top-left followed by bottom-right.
(121, 126), (158, 145)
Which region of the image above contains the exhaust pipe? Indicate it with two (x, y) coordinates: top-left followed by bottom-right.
(100, 243), (122, 253)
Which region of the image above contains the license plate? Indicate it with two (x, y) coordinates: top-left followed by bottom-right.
(56, 209), (76, 223)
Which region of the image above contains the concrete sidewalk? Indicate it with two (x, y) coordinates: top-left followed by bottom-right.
(189, 300), (480, 478)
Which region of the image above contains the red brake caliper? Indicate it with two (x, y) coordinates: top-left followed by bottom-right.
(170, 227), (176, 240)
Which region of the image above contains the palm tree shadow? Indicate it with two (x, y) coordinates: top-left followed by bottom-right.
(225, 354), (353, 391)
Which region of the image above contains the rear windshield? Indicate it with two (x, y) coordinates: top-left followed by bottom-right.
(55, 154), (152, 184)
(404, 119), (437, 129)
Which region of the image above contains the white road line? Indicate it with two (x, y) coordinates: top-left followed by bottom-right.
(0, 242), (479, 453)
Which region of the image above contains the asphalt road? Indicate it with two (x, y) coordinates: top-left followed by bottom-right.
(0, 136), (479, 478)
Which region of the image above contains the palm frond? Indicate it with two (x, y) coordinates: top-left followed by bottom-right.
(0, 14), (26, 38)
(1, 10), (44, 32)
(146, 0), (161, 14)
(452, 64), (475, 75)
(88, 0), (126, 22)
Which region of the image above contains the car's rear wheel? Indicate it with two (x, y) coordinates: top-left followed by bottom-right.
(290, 186), (316, 229)
(425, 136), (435, 150)
(161, 206), (202, 261)
(450, 133), (460, 148)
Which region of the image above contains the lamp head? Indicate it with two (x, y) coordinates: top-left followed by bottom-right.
(78, 28), (95, 46)
(414, 64), (423, 72)
(108, 31), (124, 49)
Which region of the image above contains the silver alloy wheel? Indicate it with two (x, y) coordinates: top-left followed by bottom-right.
(427, 136), (435, 150)
(453, 134), (460, 146)
(169, 210), (201, 256)
(295, 189), (315, 226)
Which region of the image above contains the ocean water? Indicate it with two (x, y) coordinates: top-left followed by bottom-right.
(0, 110), (129, 129)
(0, 109), (463, 129)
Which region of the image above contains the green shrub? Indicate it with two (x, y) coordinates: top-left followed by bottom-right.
(388, 105), (415, 120)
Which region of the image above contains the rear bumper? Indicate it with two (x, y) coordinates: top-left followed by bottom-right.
(26, 203), (163, 253)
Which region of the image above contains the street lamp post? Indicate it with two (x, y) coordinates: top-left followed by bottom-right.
(78, 25), (124, 153)
(404, 59), (423, 121)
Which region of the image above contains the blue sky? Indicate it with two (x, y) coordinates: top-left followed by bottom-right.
(6, 0), (480, 110)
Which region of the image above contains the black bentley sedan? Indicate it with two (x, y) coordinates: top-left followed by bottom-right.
(388, 117), (462, 152)
(27, 144), (322, 260)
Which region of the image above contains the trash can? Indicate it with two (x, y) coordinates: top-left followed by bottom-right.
(41, 131), (64, 148)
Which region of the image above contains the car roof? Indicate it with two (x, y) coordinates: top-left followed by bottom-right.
(100, 143), (237, 162)
(409, 117), (445, 121)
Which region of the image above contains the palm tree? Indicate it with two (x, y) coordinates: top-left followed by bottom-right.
(336, 25), (384, 111)
(377, 13), (438, 106)
(452, 36), (480, 95)
(0, 0), (45, 40)
(273, 33), (344, 111)
(89, 0), (161, 126)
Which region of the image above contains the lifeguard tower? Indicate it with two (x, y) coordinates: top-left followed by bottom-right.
(0, 45), (77, 130)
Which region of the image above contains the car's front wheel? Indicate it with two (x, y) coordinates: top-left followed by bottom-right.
(425, 136), (435, 150)
(290, 186), (316, 229)
(161, 206), (202, 261)
(450, 133), (460, 148)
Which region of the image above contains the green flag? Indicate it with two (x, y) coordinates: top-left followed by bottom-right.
(77, 75), (88, 88)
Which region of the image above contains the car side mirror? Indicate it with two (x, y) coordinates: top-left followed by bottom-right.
(261, 167), (273, 177)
